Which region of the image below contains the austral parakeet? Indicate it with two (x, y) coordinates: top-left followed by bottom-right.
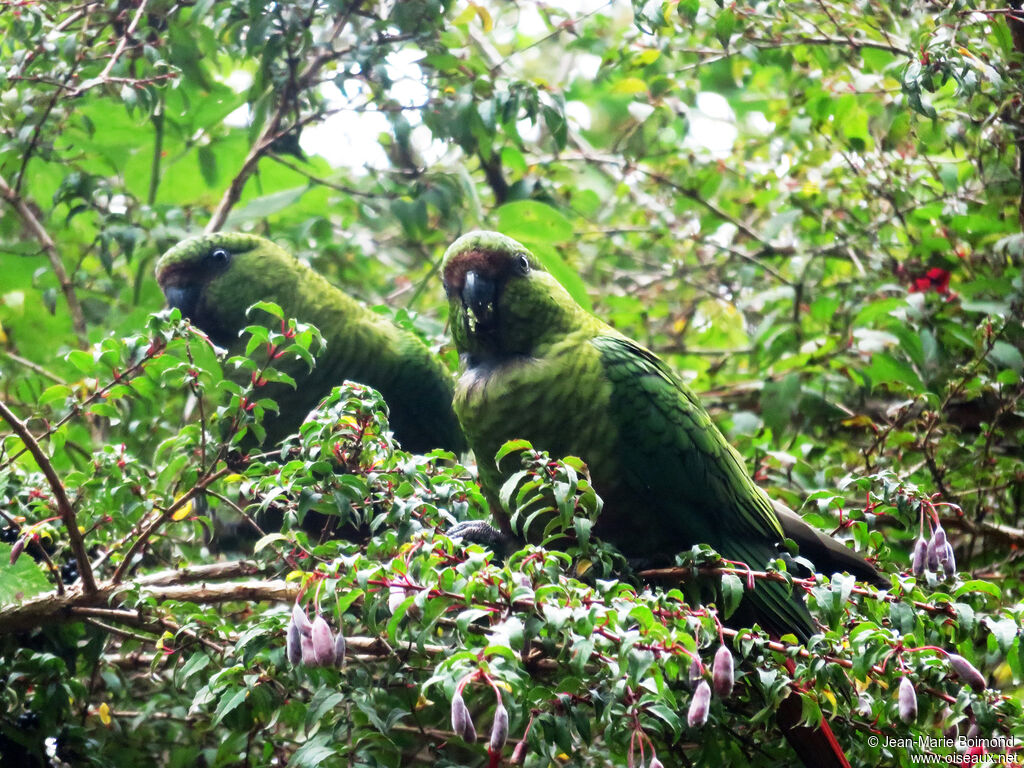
(156, 232), (466, 455)
(442, 231), (880, 633)
(442, 231), (879, 766)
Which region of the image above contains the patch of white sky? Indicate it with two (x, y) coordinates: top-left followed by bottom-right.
(222, 0), (760, 173)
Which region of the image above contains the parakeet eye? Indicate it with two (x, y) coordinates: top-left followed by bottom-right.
(210, 248), (230, 264)
(516, 254), (530, 275)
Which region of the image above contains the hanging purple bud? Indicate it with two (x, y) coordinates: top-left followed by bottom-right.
(857, 693), (872, 717)
(9, 536), (26, 565)
(966, 721), (980, 739)
(941, 543), (956, 578)
(333, 627), (346, 668)
(510, 739), (527, 764)
(937, 538), (950, 565)
(712, 645), (734, 698)
(451, 690), (476, 742)
(926, 535), (941, 572)
(898, 677), (917, 723)
(911, 537), (928, 576)
(310, 615), (335, 666)
(286, 616), (302, 666)
(300, 628), (317, 666)
(688, 657), (703, 689)
(932, 526), (947, 551)
(941, 707), (959, 740)
(389, 585), (408, 614)
(688, 680), (711, 728)
(489, 699), (509, 752)
(948, 654), (986, 692)
(649, 758), (664, 768)
(292, 602), (312, 632)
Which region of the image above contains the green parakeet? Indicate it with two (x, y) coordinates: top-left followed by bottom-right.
(442, 231), (878, 767)
(155, 232), (466, 455)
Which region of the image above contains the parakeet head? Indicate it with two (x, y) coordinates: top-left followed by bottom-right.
(155, 232), (301, 347)
(442, 230), (582, 362)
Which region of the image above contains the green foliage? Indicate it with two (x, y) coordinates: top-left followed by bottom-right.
(1, 1), (1023, 767)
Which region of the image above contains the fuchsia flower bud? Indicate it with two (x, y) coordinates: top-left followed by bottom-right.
(926, 538), (940, 571)
(510, 739), (527, 764)
(9, 536), (25, 565)
(286, 616), (302, 666)
(688, 680), (711, 728)
(489, 699), (509, 752)
(948, 654), (985, 692)
(388, 585), (408, 614)
(911, 537), (928, 576)
(898, 677), (917, 723)
(688, 657), (703, 689)
(333, 628), (346, 668)
(300, 629), (317, 666)
(940, 543), (956, 578)
(292, 602), (312, 632)
(451, 689), (476, 742)
(712, 645), (734, 698)
(310, 615), (335, 666)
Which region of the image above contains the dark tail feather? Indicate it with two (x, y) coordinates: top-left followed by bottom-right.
(773, 501), (889, 588)
(776, 691), (851, 768)
(777, 659), (851, 768)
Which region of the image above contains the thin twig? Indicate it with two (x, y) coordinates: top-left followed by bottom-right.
(205, 2), (364, 232)
(0, 400), (96, 593)
(0, 350), (67, 384)
(110, 466), (232, 584)
(148, 99), (165, 205)
(95, 0), (150, 82)
(268, 154), (393, 199)
(0, 173), (89, 348)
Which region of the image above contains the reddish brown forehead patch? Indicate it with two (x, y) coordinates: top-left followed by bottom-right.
(156, 260), (194, 289)
(442, 249), (507, 292)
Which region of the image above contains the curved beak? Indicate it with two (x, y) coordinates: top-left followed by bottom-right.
(462, 270), (495, 329)
(162, 283), (200, 320)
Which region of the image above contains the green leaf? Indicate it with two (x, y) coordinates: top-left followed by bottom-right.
(715, 8), (737, 47)
(225, 187), (309, 226)
(954, 580), (1001, 600)
(720, 573), (744, 618)
(495, 439), (532, 464)
(288, 740), (336, 768)
(991, 341), (1023, 373)
(38, 384), (73, 406)
(0, 544), (51, 606)
(212, 686), (248, 727)
(305, 689), (345, 730)
(862, 353), (924, 392)
(494, 201), (573, 243)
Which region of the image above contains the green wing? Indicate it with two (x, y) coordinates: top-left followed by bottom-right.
(593, 334), (815, 639)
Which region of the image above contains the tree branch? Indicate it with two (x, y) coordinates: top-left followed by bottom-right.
(0, 561), (284, 635)
(0, 173), (89, 348)
(0, 399), (96, 594)
(205, 2), (364, 232)
(95, 0), (150, 83)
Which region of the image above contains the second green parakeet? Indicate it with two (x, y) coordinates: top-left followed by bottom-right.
(156, 232), (466, 455)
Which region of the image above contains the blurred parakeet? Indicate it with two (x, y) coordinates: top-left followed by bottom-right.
(156, 232), (466, 455)
(442, 231), (880, 767)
